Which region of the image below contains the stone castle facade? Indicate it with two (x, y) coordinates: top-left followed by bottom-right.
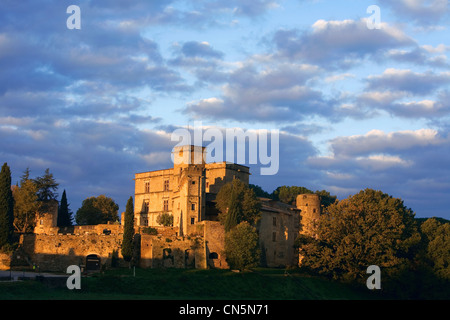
(2, 145), (322, 272)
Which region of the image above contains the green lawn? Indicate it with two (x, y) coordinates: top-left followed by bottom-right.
(0, 267), (379, 300)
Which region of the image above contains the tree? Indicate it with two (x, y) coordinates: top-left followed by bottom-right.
(0, 163), (14, 250)
(156, 212), (173, 227)
(121, 196), (134, 263)
(271, 185), (313, 205)
(420, 218), (450, 280)
(34, 168), (59, 201)
(248, 184), (271, 198)
(57, 190), (73, 227)
(216, 179), (261, 231)
(314, 190), (337, 209)
(298, 188), (421, 287)
(13, 168), (39, 233)
(224, 189), (242, 232)
(224, 221), (260, 270)
(75, 195), (119, 225)
(271, 185), (337, 208)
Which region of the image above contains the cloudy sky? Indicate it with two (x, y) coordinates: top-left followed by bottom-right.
(1, 0), (449, 220)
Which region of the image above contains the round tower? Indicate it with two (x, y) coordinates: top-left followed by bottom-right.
(296, 194), (321, 238)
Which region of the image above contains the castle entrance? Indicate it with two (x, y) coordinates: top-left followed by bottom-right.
(86, 254), (101, 271)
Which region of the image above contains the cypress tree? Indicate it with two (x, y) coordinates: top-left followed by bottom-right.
(58, 189), (73, 227)
(224, 189), (242, 232)
(0, 163), (14, 250)
(121, 196), (134, 263)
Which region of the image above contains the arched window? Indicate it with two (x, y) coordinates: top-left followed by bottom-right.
(209, 252), (218, 259)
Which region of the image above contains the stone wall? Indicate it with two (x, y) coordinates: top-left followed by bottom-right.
(258, 200), (301, 268)
(19, 233), (126, 272)
(296, 194), (321, 237)
(34, 200), (58, 235)
(140, 233), (206, 269)
(0, 253), (11, 270)
(202, 221), (228, 269)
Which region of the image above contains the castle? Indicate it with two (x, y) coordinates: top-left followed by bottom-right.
(1, 145), (322, 272)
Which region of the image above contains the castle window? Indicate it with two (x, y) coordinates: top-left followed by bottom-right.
(313, 208), (316, 213)
(191, 217), (195, 225)
(191, 180), (195, 185)
(273, 217), (277, 226)
(191, 203), (196, 211)
(143, 200), (149, 213)
(163, 200), (169, 211)
(164, 180), (169, 191)
(272, 232), (276, 242)
(145, 181), (150, 193)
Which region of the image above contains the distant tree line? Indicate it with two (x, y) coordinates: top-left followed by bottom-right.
(249, 184), (337, 209)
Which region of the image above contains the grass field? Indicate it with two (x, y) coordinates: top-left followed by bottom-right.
(0, 267), (379, 300)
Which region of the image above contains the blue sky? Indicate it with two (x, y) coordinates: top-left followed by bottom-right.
(1, 0), (449, 220)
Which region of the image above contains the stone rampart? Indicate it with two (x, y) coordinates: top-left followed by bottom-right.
(140, 233), (206, 269)
(19, 233), (126, 272)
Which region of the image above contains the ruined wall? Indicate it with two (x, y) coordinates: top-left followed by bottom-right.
(19, 233), (125, 272)
(140, 233), (206, 269)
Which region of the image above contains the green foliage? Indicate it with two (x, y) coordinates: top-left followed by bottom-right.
(0, 163), (14, 250)
(224, 189), (242, 232)
(271, 185), (337, 208)
(248, 184), (271, 198)
(156, 212), (173, 227)
(75, 195), (119, 225)
(420, 218), (450, 280)
(142, 226), (158, 235)
(314, 190), (337, 209)
(224, 221), (261, 270)
(13, 168), (39, 233)
(298, 189), (421, 286)
(216, 179), (261, 231)
(271, 185), (313, 205)
(33, 168), (59, 202)
(122, 196), (135, 263)
(57, 189), (73, 227)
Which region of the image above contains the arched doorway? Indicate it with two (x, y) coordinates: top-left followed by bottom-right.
(86, 254), (101, 271)
(209, 252), (218, 259)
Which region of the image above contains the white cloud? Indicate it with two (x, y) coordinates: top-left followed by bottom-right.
(273, 18), (415, 69)
(356, 154), (413, 170)
(377, 0), (449, 26)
